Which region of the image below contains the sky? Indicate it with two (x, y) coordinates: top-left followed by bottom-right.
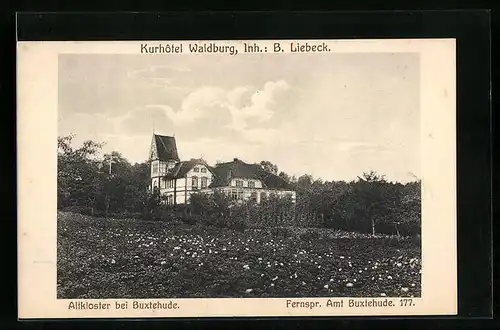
(58, 52), (420, 183)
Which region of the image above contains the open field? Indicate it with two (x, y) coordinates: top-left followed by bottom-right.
(57, 211), (421, 299)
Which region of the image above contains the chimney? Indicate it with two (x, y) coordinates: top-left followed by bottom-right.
(234, 158), (238, 162)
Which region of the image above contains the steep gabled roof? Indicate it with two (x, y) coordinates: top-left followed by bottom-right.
(153, 134), (180, 161)
(165, 158), (213, 179)
(209, 158), (291, 189)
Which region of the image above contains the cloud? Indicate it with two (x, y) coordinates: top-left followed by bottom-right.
(127, 65), (193, 90)
(146, 86), (226, 125)
(117, 106), (175, 135)
(227, 80), (291, 131)
(226, 86), (254, 108)
(144, 80), (292, 136)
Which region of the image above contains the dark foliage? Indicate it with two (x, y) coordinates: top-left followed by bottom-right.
(57, 212), (421, 299)
(189, 172), (421, 237)
(58, 135), (176, 222)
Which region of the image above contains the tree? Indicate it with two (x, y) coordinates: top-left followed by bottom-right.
(310, 181), (351, 229)
(330, 171), (387, 235)
(190, 192), (215, 216)
(131, 162), (151, 191)
(399, 181), (421, 236)
(102, 151), (132, 176)
(353, 170), (390, 235)
(58, 135), (153, 218)
(141, 187), (167, 220)
(358, 170), (386, 183)
(278, 171), (293, 185)
(57, 134), (105, 210)
(296, 174), (313, 192)
(260, 161), (278, 174)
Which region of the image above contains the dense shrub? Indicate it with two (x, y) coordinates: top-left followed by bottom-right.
(291, 173), (421, 237)
(188, 177), (421, 237)
(60, 205), (96, 216)
(189, 193), (297, 231)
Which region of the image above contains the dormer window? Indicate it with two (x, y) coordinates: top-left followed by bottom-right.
(235, 180), (243, 187)
(248, 181), (255, 188)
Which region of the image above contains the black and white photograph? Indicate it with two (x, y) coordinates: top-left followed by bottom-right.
(56, 46), (422, 300)
(18, 39), (457, 318)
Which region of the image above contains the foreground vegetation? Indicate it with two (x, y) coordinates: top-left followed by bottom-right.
(57, 212), (421, 299)
(57, 134), (421, 237)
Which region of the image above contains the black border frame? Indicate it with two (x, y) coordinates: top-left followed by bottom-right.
(13, 10), (492, 328)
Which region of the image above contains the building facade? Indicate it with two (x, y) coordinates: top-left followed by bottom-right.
(149, 134), (296, 205)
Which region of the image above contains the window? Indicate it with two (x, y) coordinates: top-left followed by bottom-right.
(152, 162), (159, 175)
(250, 192), (258, 202)
(193, 167), (200, 172)
(201, 177), (208, 188)
(260, 192), (267, 201)
(201, 168), (207, 173)
(237, 190), (244, 200)
(167, 195), (174, 205)
(231, 189), (238, 200)
(159, 162), (166, 174)
(235, 180), (243, 187)
(192, 176), (198, 188)
(248, 181), (255, 188)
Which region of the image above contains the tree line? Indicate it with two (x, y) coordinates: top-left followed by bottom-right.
(57, 134), (160, 219)
(58, 135), (421, 236)
(189, 171), (420, 237)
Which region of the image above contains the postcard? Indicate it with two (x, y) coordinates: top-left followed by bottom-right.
(17, 39), (457, 318)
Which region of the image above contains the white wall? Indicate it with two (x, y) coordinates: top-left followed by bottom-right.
(216, 187), (296, 204)
(186, 164), (214, 190)
(229, 177), (263, 188)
